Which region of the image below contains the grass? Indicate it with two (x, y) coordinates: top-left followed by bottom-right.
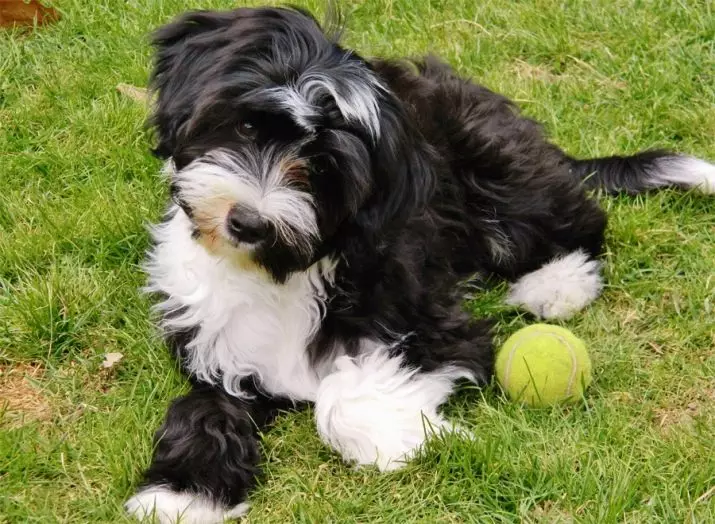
(1, 0), (713, 522)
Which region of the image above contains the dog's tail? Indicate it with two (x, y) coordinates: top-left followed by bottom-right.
(569, 150), (715, 195)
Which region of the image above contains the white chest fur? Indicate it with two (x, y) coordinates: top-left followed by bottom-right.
(145, 207), (334, 401)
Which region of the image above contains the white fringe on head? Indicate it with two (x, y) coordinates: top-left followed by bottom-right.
(261, 60), (385, 139)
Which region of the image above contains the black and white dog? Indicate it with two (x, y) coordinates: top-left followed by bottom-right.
(125, 6), (714, 523)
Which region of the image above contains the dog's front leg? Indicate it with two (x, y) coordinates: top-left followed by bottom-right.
(312, 312), (493, 471)
(125, 383), (285, 524)
(313, 348), (469, 472)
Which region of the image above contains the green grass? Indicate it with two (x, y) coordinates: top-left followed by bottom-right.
(1, 0), (714, 522)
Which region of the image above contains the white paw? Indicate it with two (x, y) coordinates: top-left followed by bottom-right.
(315, 351), (463, 471)
(125, 486), (249, 524)
(506, 250), (602, 320)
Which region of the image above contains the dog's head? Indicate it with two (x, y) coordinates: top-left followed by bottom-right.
(150, 7), (434, 281)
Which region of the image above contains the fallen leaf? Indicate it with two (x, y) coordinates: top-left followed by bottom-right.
(101, 352), (124, 369)
(116, 83), (150, 104)
(0, 0), (59, 29)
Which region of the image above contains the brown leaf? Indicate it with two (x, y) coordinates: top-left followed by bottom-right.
(101, 352), (124, 369)
(116, 83), (150, 104)
(0, 0), (59, 29)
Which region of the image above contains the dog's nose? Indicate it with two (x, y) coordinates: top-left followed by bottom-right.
(226, 205), (270, 244)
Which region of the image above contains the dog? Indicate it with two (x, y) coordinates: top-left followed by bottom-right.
(124, 6), (715, 523)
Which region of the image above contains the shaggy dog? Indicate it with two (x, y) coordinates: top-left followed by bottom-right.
(125, 6), (714, 523)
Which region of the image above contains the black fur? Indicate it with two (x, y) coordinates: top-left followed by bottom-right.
(570, 149), (676, 194)
(142, 381), (293, 508)
(130, 5), (709, 518)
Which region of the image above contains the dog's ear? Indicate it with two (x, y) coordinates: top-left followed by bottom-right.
(149, 10), (238, 158)
(354, 96), (437, 240)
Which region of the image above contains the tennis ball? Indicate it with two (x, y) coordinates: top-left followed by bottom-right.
(495, 324), (592, 407)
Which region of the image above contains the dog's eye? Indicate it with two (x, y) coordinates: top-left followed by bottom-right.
(237, 121), (258, 139)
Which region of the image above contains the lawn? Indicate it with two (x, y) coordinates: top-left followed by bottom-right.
(1, 0), (714, 522)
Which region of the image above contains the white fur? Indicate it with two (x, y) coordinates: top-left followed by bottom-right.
(173, 149), (319, 254)
(506, 250), (603, 320)
(652, 156), (715, 194)
(315, 349), (471, 471)
(299, 70), (383, 139)
(146, 207), (336, 400)
(265, 87), (321, 130)
(125, 486), (249, 524)
(265, 66), (383, 139)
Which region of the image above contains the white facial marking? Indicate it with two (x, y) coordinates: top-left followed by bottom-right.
(170, 148), (319, 256)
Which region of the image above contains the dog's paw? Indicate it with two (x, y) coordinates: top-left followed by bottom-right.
(125, 486), (249, 524)
(315, 352), (461, 472)
(506, 250), (602, 320)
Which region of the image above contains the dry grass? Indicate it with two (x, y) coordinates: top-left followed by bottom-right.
(0, 363), (51, 428)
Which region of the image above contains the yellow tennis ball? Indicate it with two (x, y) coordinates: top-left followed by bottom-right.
(496, 324), (592, 407)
